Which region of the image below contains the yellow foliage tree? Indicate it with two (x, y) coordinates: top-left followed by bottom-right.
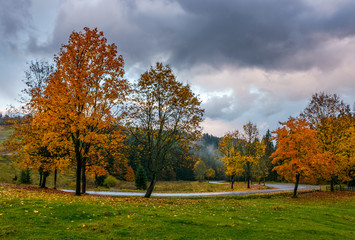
(193, 160), (208, 182)
(218, 131), (244, 189)
(206, 168), (216, 180)
(301, 92), (353, 190)
(218, 122), (265, 189)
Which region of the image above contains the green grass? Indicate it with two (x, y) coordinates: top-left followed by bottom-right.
(0, 185), (354, 239)
(105, 180), (269, 193)
(0, 155), (77, 188)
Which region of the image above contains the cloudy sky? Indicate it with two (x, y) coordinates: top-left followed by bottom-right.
(1, 0), (354, 136)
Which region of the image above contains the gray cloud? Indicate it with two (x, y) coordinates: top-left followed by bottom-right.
(172, 0), (355, 71)
(0, 0), (31, 38)
(0, 0), (32, 53)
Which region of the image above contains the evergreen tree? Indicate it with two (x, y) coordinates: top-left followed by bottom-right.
(135, 165), (147, 190)
(262, 129), (278, 181)
(20, 169), (32, 184)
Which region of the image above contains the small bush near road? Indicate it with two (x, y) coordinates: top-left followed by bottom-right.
(103, 175), (118, 188)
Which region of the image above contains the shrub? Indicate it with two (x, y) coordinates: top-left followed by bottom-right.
(95, 175), (106, 187)
(135, 165), (147, 190)
(103, 175), (118, 188)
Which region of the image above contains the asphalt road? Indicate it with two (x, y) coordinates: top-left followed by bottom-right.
(61, 183), (319, 197)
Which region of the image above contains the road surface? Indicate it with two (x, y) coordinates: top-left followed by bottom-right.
(60, 183), (318, 197)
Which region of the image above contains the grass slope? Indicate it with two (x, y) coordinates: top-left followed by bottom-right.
(0, 185), (354, 239)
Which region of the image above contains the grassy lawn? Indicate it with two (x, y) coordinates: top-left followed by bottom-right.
(0, 155), (76, 189)
(106, 180), (269, 193)
(0, 185), (354, 239)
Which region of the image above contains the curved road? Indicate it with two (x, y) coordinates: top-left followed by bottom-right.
(61, 183), (318, 197)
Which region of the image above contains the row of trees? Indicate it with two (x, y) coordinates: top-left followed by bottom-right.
(4, 28), (204, 198)
(272, 93), (354, 197)
(3, 27), (353, 199)
(217, 93), (354, 197)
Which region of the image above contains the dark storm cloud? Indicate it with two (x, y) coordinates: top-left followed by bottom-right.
(22, 0), (355, 72)
(172, 0), (355, 70)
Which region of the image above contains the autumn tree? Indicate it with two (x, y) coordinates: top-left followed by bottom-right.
(3, 60), (71, 189)
(125, 166), (135, 182)
(271, 117), (324, 197)
(327, 115), (355, 186)
(218, 131), (244, 189)
(241, 122), (265, 188)
(206, 168), (216, 180)
(5, 118), (70, 188)
(128, 62), (204, 198)
(337, 120), (355, 186)
(33, 28), (129, 195)
(219, 123), (265, 189)
(194, 160), (208, 182)
(301, 92), (352, 191)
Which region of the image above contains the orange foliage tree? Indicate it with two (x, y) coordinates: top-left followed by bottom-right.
(33, 28), (130, 195)
(271, 117), (324, 197)
(3, 60), (71, 189)
(128, 63), (204, 198)
(5, 117), (71, 188)
(125, 166), (135, 182)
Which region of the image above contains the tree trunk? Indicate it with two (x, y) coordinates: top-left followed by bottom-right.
(76, 159), (82, 196)
(82, 162), (86, 194)
(39, 171), (43, 187)
(246, 162), (251, 188)
(231, 175), (235, 189)
(330, 177), (335, 192)
(145, 172), (157, 198)
(293, 173), (300, 198)
(40, 172), (49, 188)
(54, 169), (57, 189)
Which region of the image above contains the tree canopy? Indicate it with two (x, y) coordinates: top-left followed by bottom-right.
(30, 28), (129, 195)
(128, 62), (204, 197)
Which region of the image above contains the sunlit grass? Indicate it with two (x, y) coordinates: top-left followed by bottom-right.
(0, 185), (354, 239)
(106, 180), (270, 193)
(0, 126), (13, 145)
